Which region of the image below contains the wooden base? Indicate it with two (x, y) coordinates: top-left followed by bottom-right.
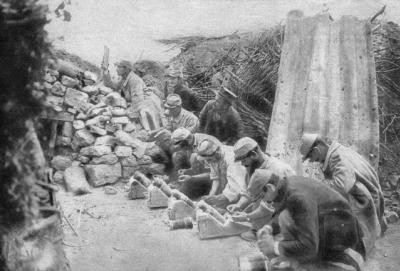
(128, 180), (148, 199)
(196, 208), (251, 239)
(168, 198), (196, 220)
(147, 185), (169, 208)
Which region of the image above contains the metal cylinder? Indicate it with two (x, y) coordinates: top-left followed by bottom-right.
(169, 217), (193, 230)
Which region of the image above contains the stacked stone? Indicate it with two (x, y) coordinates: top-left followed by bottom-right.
(44, 63), (166, 194)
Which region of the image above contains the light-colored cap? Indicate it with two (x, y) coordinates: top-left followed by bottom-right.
(164, 94), (182, 108)
(299, 133), (318, 161)
(171, 128), (191, 144)
(115, 60), (133, 70)
(197, 139), (219, 158)
(234, 137), (258, 161)
(247, 169), (279, 198)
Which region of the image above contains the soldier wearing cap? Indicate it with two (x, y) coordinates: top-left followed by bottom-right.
(229, 137), (294, 241)
(199, 86), (243, 145)
(164, 68), (204, 114)
(299, 133), (386, 256)
(248, 169), (364, 271)
(170, 128), (222, 198)
(196, 139), (246, 210)
(103, 59), (145, 119)
(164, 93), (199, 133)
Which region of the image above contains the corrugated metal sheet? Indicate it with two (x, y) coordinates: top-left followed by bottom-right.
(266, 12), (379, 176)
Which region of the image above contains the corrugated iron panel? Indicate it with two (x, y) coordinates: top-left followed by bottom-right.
(267, 12), (379, 176)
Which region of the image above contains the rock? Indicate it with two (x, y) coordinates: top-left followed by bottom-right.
(105, 123), (118, 133)
(83, 71), (98, 83)
(62, 122), (74, 138)
(80, 145), (112, 157)
(76, 112), (88, 120)
(122, 166), (138, 178)
(134, 130), (150, 142)
(46, 95), (64, 109)
(138, 163), (166, 175)
(111, 116), (129, 125)
(82, 85), (99, 95)
(48, 69), (59, 77)
(115, 130), (142, 149)
(385, 210), (399, 224)
(43, 82), (53, 91)
(388, 173), (400, 189)
(137, 155), (153, 165)
(64, 164), (91, 195)
(51, 155), (72, 171)
(87, 102), (107, 117)
(61, 75), (80, 88)
(99, 85), (114, 95)
(51, 81), (66, 96)
(64, 88), (89, 110)
(71, 153), (79, 160)
(73, 120), (85, 130)
(111, 107), (127, 116)
(85, 115), (110, 127)
(72, 129), (95, 147)
(115, 146), (132, 157)
(67, 107), (77, 114)
(53, 171), (64, 184)
(91, 154), (119, 165)
(78, 155), (90, 164)
(104, 186), (118, 195)
(105, 92), (127, 108)
(44, 72), (56, 83)
(120, 156), (138, 167)
(88, 125), (107, 136)
(56, 136), (72, 146)
(85, 163), (122, 187)
(124, 123), (137, 133)
(94, 135), (116, 146)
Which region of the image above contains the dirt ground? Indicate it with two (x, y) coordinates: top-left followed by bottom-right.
(59, 187), (400, 271)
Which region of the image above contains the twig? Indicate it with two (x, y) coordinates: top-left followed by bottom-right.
(370, 5), (386, 23)
(76, 202), (85, 229)
(63, 212), (79, 237)
(62, 241), (89, 248)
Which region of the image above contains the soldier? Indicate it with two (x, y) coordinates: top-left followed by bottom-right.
(299, 133), (386, 256)
(199, 86), (243, 145)
(163, 94), (199, 133)
(229, 137), (295, 241)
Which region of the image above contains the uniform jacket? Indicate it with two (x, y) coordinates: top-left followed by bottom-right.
(165, 108), (199, 133)
(199, 100), (243, 145)
(322, 141), (384, 255)
(272, 176), (363, 263)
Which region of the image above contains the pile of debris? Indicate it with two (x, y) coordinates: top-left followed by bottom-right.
(42, 63), (167, 195)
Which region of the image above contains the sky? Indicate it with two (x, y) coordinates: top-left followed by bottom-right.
(43, 0), (400, 65)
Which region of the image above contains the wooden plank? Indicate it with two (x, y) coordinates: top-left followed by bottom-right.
(267, 12), (379, 176)
(39, 110), (74, 122)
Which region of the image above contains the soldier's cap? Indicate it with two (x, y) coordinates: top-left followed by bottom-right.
(217, 86), (237, 101)
(234, 137), (258, 162)
(247, 169), (280, 198)
(114, 60), (133, 70)
(164, 94), (182, 108)
(197, 139), (219, 159)
(171, 127), (191, 145)
(299, 133), (319, 161)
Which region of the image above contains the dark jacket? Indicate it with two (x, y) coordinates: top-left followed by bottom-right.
(272, 176), (364, 263)
(173, 84), (204, 114)
(199, 100), (243, 145)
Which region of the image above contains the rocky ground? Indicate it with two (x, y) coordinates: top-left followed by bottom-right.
(59, 187), (400, 271)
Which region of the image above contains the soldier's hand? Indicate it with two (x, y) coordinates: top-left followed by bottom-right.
(231, 212), (249, 222)
(226, 204), (241, 213)
(257, 225), (275, 256)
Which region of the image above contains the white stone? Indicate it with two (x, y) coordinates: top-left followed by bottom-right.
(82, 85), (99, 95)
(111, 107), (127, 116)
(61, 75), (80, 88)
(80, 145), (112, 157)
(99, 85), (114, 95)
(72, 129), (95, 147)
(51, 155), (72, 171)
(64, 165), (91, 194)
(91, 154), (119, 165)
(120, 156), (138, 167)
(105, 92), (127, 108)
(85, 163), (122, 187)
(88, 125), (107, 136)
(73, 120), (85, 130)
(111, 116), (129, 125)
(115, 146), (133, 157)
(94, 135), (116, 146)
(51, 81), (66, 96)
(64, 88), (89, 109)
